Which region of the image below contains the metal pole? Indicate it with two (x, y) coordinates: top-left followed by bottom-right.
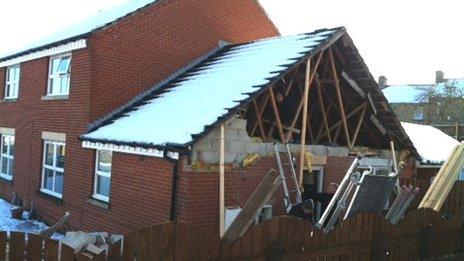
(317, 155), (362, 227)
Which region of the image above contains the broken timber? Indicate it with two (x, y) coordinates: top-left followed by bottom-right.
(419, 143), (464, 211)
(222, 169), (282, 242)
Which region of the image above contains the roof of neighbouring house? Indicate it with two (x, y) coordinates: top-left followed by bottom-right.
(383, 79), (464, 104)
(401, 122), (460, 164)
(382, 84), (434, 104)
(80, 26), (417, 155)
(0, 0), (157, 62)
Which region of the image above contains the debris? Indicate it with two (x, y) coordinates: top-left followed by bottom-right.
(419, 143), (464, 211)
(222, 169), (282, 242)
(386, 185), (420, 224)
(61, 231), (123, 256)
(242, 153), (260, 167)
(40, 212), (70, 238)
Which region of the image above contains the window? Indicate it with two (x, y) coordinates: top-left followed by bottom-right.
(47, 54), (71, 96)
(0, 135), (14, 180)
(41, 141), (65, 198)
(93, 150), (112, 202)
(459, 169), (464, 181)
(5, 65), (20, 99)
(413, 107), (424, 121)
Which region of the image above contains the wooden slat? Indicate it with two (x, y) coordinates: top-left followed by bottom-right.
(27, 234), (44, 261)
(0, 232), (6, 260)
(108, 239), (122, 261)
(10, 232), (25, 261)
(44, 238), (59, 261)
(60, 244), (75, 261)
(252, 99), (266, 139)
(268, 87), (285, 142)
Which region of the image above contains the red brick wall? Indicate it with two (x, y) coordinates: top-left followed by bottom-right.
(89, 0), (279, 120)
(0, 0), (278, 233)
(175, 155), (360, 233)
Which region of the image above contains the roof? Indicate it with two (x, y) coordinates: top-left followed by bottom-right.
(81, 28), (345, 147)
(382, 84), (433, 103)
(0, 0), (157, 62)
(401, 122), (460, 164)
(80, 26), (417, 155)
(383, 79), (464, 104)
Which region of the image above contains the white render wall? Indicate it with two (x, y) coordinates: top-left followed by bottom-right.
(191, 116), (350, 164)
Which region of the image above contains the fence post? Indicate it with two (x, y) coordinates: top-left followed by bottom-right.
(420, 224), (433, 259)
(371, 232), (387, 261)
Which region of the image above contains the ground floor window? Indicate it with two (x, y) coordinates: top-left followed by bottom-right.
(41, 141), (65, 198)
(93, 150), (112, 202)
(0, 135), (14, 180)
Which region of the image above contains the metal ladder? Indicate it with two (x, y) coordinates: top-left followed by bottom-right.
(274, 143), (302, 212)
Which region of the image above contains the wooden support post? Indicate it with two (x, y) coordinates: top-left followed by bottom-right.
(350, 104), (367, 147)
(252, 99), (266, 139)
(219, 124), (225, 238)
(315, 78), (332, 143)
(329, 48), (351, 148)
(251, 92), (270, 136)
(299, 59), (311, 186)
(269, 87), (285, 142)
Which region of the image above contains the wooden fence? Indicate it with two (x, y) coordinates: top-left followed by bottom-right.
(2, 182), (464, 260)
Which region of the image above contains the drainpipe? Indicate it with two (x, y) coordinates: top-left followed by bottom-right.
(164, 149), (180, 221)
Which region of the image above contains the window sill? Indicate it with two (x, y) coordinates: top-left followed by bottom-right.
(41, 95), (69, 101)
(1, 98), (18, 103)
(0, 175), (13, 185)
(37, 189), (63, 205)
(87, 197), (109, 210)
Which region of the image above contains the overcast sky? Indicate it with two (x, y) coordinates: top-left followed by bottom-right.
(1, 0), (463, 85)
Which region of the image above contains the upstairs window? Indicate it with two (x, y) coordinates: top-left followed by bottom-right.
(41, 141), (66, 198)
(47, 54), (71, 96)
(413, 107), (424, 121)
(5, 65), (20, 99)
(0, 135), (14, 180)
(93, 150), (112, 202)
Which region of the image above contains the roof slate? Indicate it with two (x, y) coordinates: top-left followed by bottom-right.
(0, 0), (157, 61)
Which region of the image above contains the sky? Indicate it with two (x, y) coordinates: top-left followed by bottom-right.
(0, 0), (463, 85)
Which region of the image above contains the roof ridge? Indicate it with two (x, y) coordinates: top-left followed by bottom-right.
(85, 45), (227, 133)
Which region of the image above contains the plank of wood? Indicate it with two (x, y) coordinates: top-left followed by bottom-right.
(10, 232), (25, 261)
(268, 87), (285, 142)
(299, 58), (311, 186)
(219, 124), (225, 238)
(222, 170), (282, 242)
(341, 71), (365, 98)
(252, 99), (266, 139)
(329, 48), (351, 148)
(60, 244), (75, 261)
(44, 238), (59, 261)
(108, 239), (123, 261)
(0, 232), (6, 260)
(27, 234), (43, 261)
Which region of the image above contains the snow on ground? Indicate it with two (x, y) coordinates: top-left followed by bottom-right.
(401, 122), (461, 164)
(0, 199), (62, 240)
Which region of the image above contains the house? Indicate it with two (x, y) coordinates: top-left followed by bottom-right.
(0, 0), (279, 233)
(400, 122), (460, 181)
(382, 71), (464, 141)
(0, 0), (422, 235)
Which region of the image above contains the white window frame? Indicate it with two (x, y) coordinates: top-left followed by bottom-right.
(413, 107), (424, 121)
(0, 135), (14, 181)
(47, 53), (71, 96)
(5, 65), (20, 99)
(41, 141), (65, 198)
(93, 150), (112, 202)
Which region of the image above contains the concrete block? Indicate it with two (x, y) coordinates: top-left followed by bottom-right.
(200, 151), (219, 164)
(225, 129), (239, 140)
(193, 139), (212, 151)
(236, 129), (252, 142)
(229, 118), (248, 130)
(228, 140), (247, 153)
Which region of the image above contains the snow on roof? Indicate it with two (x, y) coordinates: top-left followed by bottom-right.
(0, 0), (157, 61)
(401, 122), (460, 164)
(82, 28), (343, 147)
(382, 84), (433, 103)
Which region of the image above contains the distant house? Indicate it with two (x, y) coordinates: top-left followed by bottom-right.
(382, 72), (464, 140)
(401, 122), (460, 180)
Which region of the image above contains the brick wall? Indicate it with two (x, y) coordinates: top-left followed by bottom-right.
(0, 0), (279, 233)
(89, 0), (279, 121)
(175, 154), (361, 233)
